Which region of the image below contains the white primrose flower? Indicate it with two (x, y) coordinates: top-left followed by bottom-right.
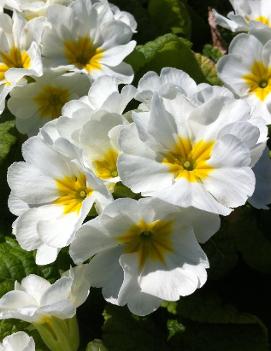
(118, 93), (262, 216)
(55, 110), (126, 189)
(70, 198), (220, 316)
(94, 1), (137, 33)
(0, 265), (91, 351)
(249, 147), (271, 209)
(135, 67), (234, 109)
(0, 12), (45, 114)
(42, 0), (136, 83)
(217, 29), (271, 124)
(7, 70), (90, 136)
(62, 75), (136, 118)
(3, 0), (72, 19)
(7, 134), (112, 265)
(213, 0), (271, 33)
(0, 265), (91, 322)
(0, 332), (35, 351)
(43, 76), (136, 188)
(137, 69), (268, 202)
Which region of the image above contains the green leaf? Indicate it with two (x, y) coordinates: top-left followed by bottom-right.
(113, 183), (140, 200)
(0, 120), (17, 165)
(202, 44), (224, 62)
(233, 208), (271, 273)
(195, 53), (222, 85)
(102, 304), (169, 351)
(168, 290), (269, 351)
(0, 237), (58, 298)
(148, 0), (191, 38)
(126, 33), (205, 83)
(202, 218), (239, 279)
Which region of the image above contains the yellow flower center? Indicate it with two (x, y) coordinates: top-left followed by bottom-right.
(92, 148), (119, 180)
(118, 219), (174, 270)
(54, 173), (93, 214)
(243, 61), (271, 101)
(255, 16), (270, 27)
(34, 85), (71, 119)
(162, 137), (215, 183)
(64, 36), (103, 72)
(0, 47), (31, 81)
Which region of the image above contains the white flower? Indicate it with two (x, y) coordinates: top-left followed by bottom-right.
(94, 1), (137, 33)
(0, 332), (35, 351)
(0, 12), (45, 114)
(249, 147), (271, 209)
(214, 0), (271, 33)
(8, 134), (112, 265)
(118, 93), (260, 216)
(42, 0), (136, 83)
(4, 0), (72, 19)
(70, 198), (220, 316)
(0, 265), (91, 322)
(217, 29), (271, 124)
(41, 76), (136, 189)
(135, 67), (234, 109)
(8, 70), (90, 136)
(62, 75), (136, 118)
(58, 111), (125, 188)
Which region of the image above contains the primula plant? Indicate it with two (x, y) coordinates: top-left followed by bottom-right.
(0, 0), (271, 350)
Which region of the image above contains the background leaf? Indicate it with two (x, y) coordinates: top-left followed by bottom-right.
(127, 33), (205, 83)
(148, 0), (191, 38)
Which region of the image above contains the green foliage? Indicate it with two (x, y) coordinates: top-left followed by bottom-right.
(0, 121), (17, 165)
(102, 305), (169, 351)
(195, 53), (222, 85)
(202, 218), (239, 280)
(0, 237), (58, 298)
(127, 33), (205, 83)
(0, 320), (28, 341)
(232, 208), (271, 273)
(113, 183), (139, 200)
(168, 290), (269, 351)
(148, 0), (191, 38)
(202, 44), (224, 62)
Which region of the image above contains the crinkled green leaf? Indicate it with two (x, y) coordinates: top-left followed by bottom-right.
(148, 0), (191, 38)
(168, 290), (269, 351)
(102, 304), (169, 351)
(126, 33), (205, 83)
(195, 53), (222, 85)
(0, 237), (58, 298)
(0, 120), (17, 165)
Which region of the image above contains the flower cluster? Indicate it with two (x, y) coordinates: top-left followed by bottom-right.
(0, 0), (136, 135)
(0, 0), (271, 349)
